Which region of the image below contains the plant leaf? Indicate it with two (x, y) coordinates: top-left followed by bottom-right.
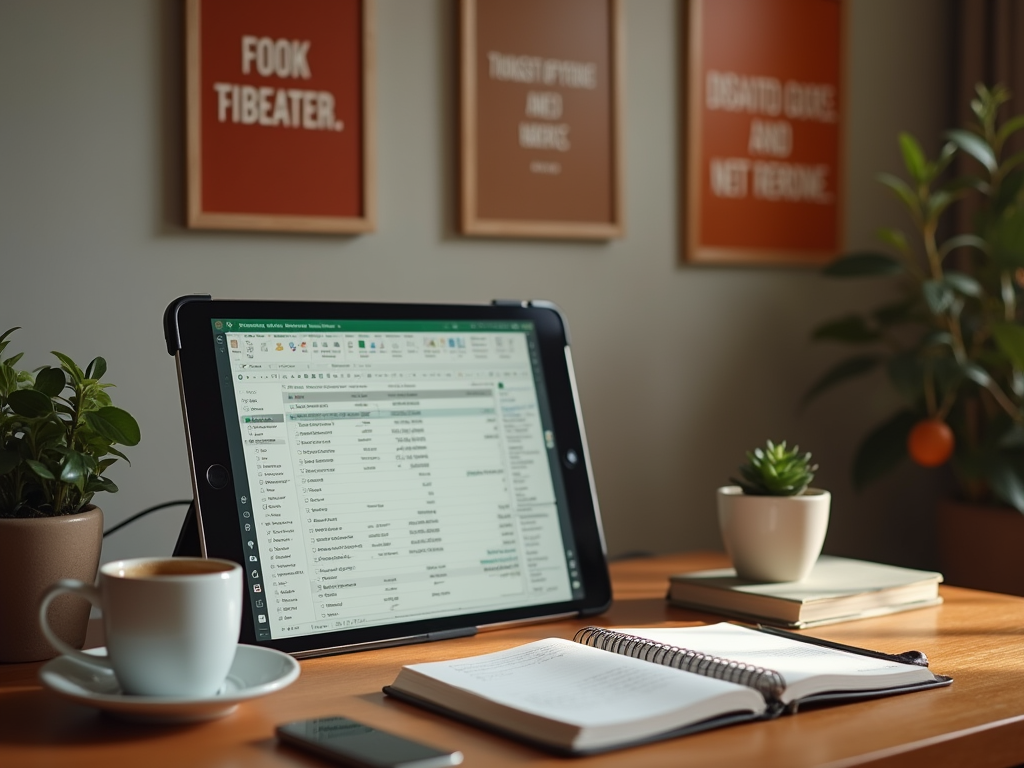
(899, 132), (928, 183)
(876, 227), (910, 255)
(922, 280), (954, 314)
(945, 128), (997, 173)
(986, 459), (1024, 513)
(50, 351), (84, 384)
(991, 323), (1024, 371)
(996, 114), (1024, 147)
(961, 361), (992, 388)
(25, 459), (56, 481)
(943, 271), (983, 297)
(852, 410), (917, 490)
(822, 252), (904, 277)
(988, 207), (1024, 269)
(7, 388), (54, 417)
(812, 315), (881, 343)
(802, 355), (881, 405)
(33, 366), (66, 398)
(85, 356), (107, 381)
(877, 173), (920, 214)
(938, 234), (988, 260)
(84, 407), (141, 446)
(59, 450), (91, 492)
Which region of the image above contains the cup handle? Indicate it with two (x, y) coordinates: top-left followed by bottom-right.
(39, 579), (113, 673)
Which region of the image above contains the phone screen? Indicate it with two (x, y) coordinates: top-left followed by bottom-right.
(276, 717), (463, 768)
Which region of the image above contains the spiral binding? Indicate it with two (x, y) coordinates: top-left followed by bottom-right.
(573, 627), (786, 702)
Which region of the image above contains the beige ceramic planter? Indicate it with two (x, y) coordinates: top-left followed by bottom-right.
(0, 506), (103, 663)
(717, 487), (830, 582)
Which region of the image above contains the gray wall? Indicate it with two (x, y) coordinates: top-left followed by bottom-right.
(0, 1), (952, 569)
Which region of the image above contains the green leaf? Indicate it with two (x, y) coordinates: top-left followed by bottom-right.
(988, 208), (1024, 269)
(943, 271), (983, 297)
(0, 365), (15, 397)
(877, 173), (920, 214)
(922, 280), (954, 314)
(0, 450), (20, 475)
(986, 459), (1024, 513)
(802, 355), (881, 405)
(25, 459), (56, 481)
(852, 410), (917, 490)
(876, 228), (910, 255)
(899, 132), (928, 183)
(7, 388), (54, 417)
(1002, 150), (1024, 176)
(940, 175), (988, 195)
(993, 169), (1024, 214)
(33, 366), (66, 398)
(50, 351), (84, 384)
(812, 315), (881, 343)
(938, 234), (988, 260)
(822, 252), (904, 277)
(86, 475), (118, 494)
(59, 450), (92, 492)
(3, 352), (24, 368)
(0, 327), (19, 346)
(961, 361), (992, 388)
(992, 323), (1024, 371)
(84, 406), (141, 446)
(946, 128), (997, 173)
(85, 357), (107, 381)
(996, 115), (1024, 147)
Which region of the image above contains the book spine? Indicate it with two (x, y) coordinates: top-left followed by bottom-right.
(573, 627), (786, 701)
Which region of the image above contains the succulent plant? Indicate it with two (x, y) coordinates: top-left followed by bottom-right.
(731, 440), (818, 497)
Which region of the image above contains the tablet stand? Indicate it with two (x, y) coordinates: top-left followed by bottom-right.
(172, 502), (202, 557)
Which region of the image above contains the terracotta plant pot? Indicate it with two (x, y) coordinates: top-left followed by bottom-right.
(0, 506), (103, 663)
(937, 499), (1024, 597)
(717, 486), (830, 582)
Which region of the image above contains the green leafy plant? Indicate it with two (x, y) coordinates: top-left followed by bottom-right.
(731, 440), (818, 496)
(0, 327), (141, 518)
(806, 84), (1024, 510)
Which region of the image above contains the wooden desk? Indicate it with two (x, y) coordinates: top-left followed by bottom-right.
(3, 552), (1024, 767)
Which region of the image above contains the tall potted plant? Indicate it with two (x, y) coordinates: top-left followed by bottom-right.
(805, 84), (1024, 591)
(0, 327), (141, 662)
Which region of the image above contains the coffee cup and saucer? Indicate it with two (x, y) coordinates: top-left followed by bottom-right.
(37, 557), (299, 723)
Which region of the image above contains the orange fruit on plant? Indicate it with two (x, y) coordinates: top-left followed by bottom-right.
(907, 420), (954, 467)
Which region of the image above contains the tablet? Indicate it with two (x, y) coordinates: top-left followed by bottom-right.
(164, 296), (611, 657)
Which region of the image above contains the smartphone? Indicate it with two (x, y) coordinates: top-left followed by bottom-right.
(276, 716), (463, 768)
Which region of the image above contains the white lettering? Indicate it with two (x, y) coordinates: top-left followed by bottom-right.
(524, 91), (562, 120)
(748, 119), (793, 158)
(709, 158), (750, 198)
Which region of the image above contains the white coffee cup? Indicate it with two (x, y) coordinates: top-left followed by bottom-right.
(39, 557), (242, 698)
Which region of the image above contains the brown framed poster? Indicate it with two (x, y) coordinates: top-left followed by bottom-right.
(186, 0), (375, 234)
(460, 0), (624, 240)
(684, 0), (844, 265)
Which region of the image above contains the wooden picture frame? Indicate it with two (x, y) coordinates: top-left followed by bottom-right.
(186, 0), (375, 234)
(683, 0), (845, 265)
(459, 0), (624, 240)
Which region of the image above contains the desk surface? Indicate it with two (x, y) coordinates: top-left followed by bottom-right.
(3, 551), (1024, 768)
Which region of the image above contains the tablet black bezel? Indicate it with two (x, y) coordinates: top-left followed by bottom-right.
(166, 296), (611, 656)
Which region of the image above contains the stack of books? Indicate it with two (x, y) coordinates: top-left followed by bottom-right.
(666, 556), (943, 628)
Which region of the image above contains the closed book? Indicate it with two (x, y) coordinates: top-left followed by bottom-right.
(384, 622), (950, 755)
(667, 556), (943, 628)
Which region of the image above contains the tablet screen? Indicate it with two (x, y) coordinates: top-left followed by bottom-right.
(210, 317), (584, 643)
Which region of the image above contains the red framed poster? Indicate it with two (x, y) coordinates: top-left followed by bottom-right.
(460, 0), (624, 240)
(684, 0), (844, 265)
(186, 0), (375, 233)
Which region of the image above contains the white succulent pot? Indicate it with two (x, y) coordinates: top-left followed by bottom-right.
(717, 486), (830, 582)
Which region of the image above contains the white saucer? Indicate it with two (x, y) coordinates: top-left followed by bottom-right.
(39, 644), (300, 723)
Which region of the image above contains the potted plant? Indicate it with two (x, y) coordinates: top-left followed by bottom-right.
(718, 440), (829, 582)
(804, 84), (1024, 592)
(0, 327), (141, 662)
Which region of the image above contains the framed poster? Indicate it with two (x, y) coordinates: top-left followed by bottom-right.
(186, 0), (375, 233)
(460, 0), (624, 240)
(684, 0), (844, 265)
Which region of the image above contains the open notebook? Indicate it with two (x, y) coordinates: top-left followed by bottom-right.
(384, 623), (951, 755)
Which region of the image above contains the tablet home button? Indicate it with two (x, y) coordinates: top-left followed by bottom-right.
(206, 464), (230, 489)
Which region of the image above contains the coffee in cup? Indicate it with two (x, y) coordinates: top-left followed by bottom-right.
(39, 557), (242, 697)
